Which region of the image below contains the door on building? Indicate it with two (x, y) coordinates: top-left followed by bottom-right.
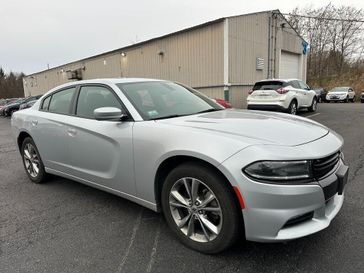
(279, 51), (301, 79)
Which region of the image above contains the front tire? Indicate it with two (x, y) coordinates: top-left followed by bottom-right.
(161, 162), (242, 254)
(308, 97), (317, 112)
(21, 137), (47, 184)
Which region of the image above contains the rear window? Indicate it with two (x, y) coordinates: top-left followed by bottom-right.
(253, 81), (287, 91)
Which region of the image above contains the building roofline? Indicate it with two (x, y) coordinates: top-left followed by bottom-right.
(25, 9), (304, 77)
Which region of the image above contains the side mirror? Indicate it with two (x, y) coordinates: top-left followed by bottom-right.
(94, 107), (126, 121)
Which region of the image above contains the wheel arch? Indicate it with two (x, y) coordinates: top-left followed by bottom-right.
(154, 155), (241, 213)
(17, 131), (32, 152)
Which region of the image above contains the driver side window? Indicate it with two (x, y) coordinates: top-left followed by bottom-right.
(76, 85), (122, 119)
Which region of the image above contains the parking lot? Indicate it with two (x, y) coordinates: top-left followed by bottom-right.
(0, 103), (363, 273)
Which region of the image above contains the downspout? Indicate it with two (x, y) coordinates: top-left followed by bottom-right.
(267, 15), (271, 79)
(273, 13), (278, 78)
(223, 18), (230, 101)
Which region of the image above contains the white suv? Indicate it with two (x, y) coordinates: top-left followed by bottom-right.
(326, 87), (356, 103)
(247, 79), (318, 115)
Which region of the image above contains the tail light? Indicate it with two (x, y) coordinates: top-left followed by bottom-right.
(248, 89), (254, 95)
(275, 87), (289, 94)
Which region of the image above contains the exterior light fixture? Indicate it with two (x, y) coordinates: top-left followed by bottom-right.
(121, 52), (126, 57)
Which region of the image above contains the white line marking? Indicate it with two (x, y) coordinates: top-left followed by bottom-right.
(145, 220), (161, 273)
(116, 208), (142, 273)
(305, 113), (321, 118)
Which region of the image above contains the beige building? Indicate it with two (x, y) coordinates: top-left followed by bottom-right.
(23, 10), (307, 108)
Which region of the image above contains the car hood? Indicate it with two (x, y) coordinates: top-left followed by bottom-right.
(158, 110), (329, 146)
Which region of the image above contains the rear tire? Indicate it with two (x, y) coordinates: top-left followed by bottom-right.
(287, 100), (298, 115)
(308, 97), (317, 112)
(21, 137), (47, 184)
(161, 162), (243, 254)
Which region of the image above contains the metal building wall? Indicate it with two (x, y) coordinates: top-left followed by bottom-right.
(228, 12), (307, 108)
(23, 22), (225, 99)
(228, 13), (269, 108)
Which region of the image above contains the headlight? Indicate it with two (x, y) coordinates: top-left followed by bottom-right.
(243, 160), (312, 182)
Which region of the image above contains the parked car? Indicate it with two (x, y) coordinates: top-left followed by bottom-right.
(212, 98), (232, 108)
(313, 88), (328, 103)
(326, 87), (356, 103)
(12, 79), (348, 253)
(247, 79), (318, 115)
(0, 98), (19, 116)
(3, 96), (41, 117)
(19, 95), (42, 110)
(361, 91), (364, 103)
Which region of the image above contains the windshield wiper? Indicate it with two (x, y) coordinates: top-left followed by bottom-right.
(151, 114), (183, 120)
(151, 108), (221, 120)
(193, 108), (222, 114)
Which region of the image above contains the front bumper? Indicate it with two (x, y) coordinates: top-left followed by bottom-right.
(241, 161), (346, 242)
(219, 132), (347, 242)
(326, 96), (347, 101)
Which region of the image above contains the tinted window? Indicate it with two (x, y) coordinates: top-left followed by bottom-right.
(253, 81), (286, 90)
(41, 96), (51, 111)
(117, 81), (221, 120)
(49, 87), (76, 114)
(290, 80), (300, 89)
(297, 81), (309, 90)
(76, 86), (122, 119)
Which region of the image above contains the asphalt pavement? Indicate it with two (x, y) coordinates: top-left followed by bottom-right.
(1, 103), (363, 273)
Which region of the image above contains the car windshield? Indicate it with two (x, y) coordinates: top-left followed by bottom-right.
(253, 81), (286, 90)
(117, 81), (223, 120)
(330, 87), (348, 93)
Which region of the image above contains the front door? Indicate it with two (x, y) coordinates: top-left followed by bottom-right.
(66, 84), (135, 195)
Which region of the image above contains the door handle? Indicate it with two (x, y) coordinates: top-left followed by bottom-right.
(67, 128), (77, 136)
(31, 120), (38, 126)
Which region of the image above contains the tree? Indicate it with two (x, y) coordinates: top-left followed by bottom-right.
(287, 4), (364, 88)
(0, 67), (25, 99)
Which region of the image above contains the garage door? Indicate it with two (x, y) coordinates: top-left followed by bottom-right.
(279, 51), (301, 79)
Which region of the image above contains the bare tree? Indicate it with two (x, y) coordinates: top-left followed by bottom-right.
(287, 4), (364, 86)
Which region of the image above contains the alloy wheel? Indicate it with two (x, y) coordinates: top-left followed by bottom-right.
(23, 143), (40, 178)
(290, 102), (297, 115)
(169, 177), (223, 242)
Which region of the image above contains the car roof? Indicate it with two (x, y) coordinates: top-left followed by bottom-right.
(255, 78), (301, 83)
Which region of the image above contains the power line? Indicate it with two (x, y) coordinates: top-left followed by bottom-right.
(282, 13), (364, 23)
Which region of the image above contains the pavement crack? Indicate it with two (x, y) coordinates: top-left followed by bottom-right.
(116, 208), (143, 273)
(145, 219), (161, 273)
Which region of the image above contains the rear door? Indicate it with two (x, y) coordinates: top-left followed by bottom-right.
(296, 80), (310, 107)
(30, 86), (78, 172)
(65, 84), (135, 195)
(348, 88), (355, 99)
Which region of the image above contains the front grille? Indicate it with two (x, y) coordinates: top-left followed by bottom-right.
(312, 152), (340, 179)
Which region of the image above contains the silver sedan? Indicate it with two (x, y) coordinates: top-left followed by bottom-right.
(11, 78), (348, 253)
